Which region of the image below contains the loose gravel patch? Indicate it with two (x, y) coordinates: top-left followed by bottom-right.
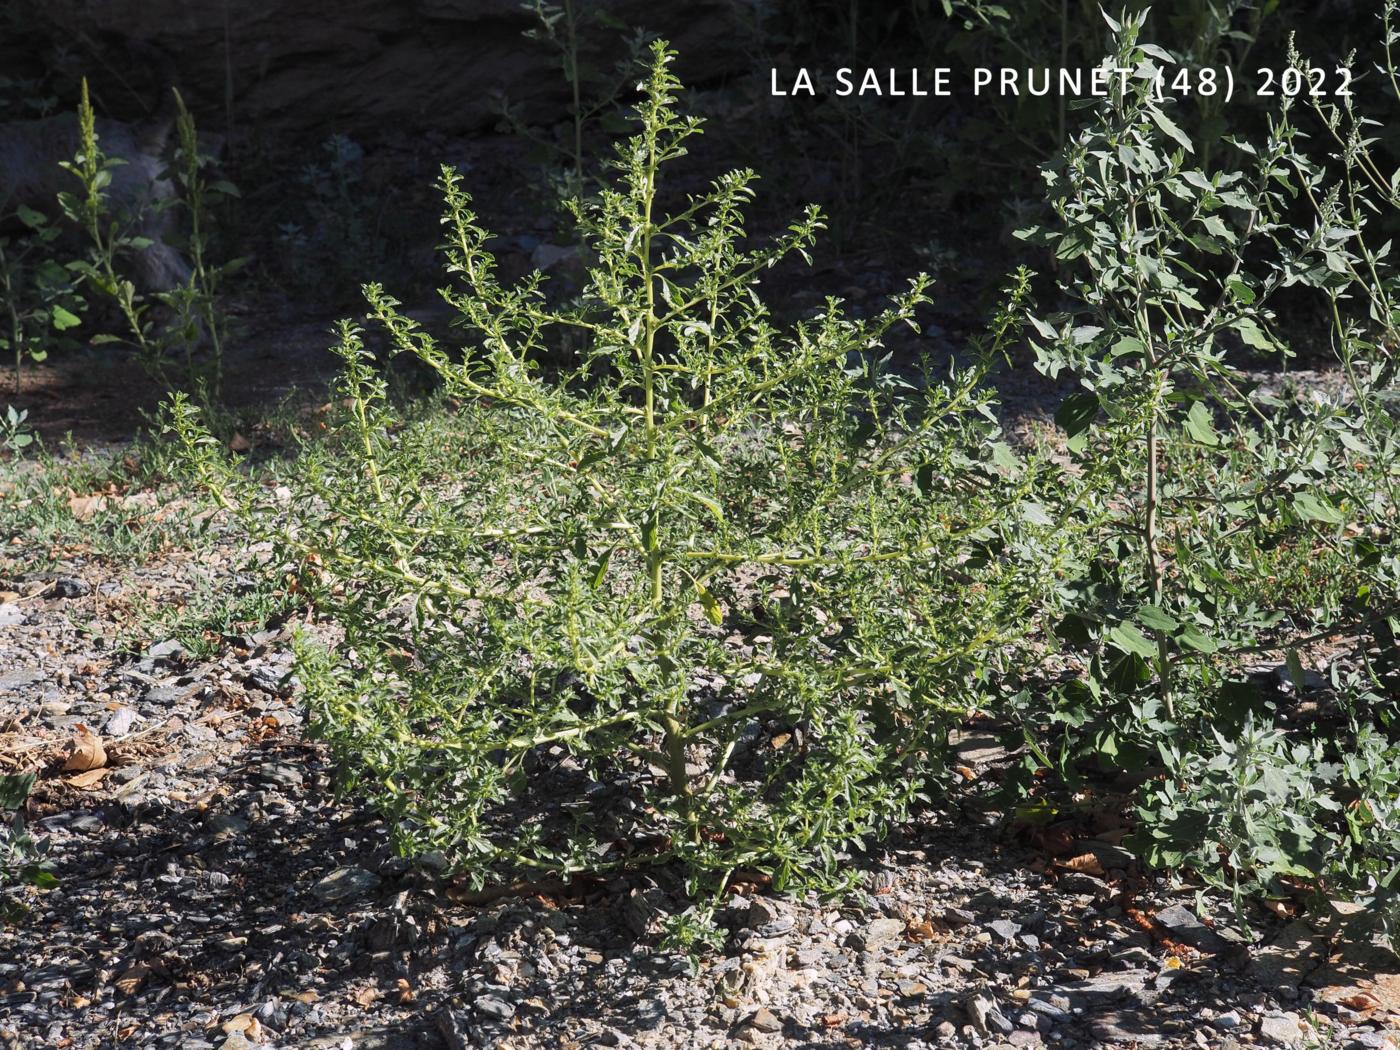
(3, 484), (1399, 1050)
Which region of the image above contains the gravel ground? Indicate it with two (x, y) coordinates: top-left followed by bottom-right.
(1, 348), (1396, 1050)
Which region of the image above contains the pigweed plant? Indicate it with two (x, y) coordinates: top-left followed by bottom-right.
(0, 203), (86, 393)
(171, 43), (1052, 893)
(0, 774), (54, 923)
(1020, 9), (1399, 936)
(58, 81), (233, 392)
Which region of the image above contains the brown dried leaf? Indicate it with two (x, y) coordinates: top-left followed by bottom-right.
(353, 986), (379, 1007)
(67, 493), (109, 521)
(228, 432), (251, 453)
(1337, 993), (1380, 1012)
(1060, 852), (1106, 876)
(66, 767), (108, 790)
(62, 724), (106, 772)
(114, 962), (150, 996)
(905, 920), (937, 943)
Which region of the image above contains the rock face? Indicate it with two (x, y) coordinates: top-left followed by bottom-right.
(10, 0), (742, 137)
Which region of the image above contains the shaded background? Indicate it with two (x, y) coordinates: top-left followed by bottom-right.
(0, 0), (1388, 434)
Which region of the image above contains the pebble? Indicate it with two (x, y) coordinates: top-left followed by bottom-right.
(1259, 1013), (1305, 1045)
(310, 866), (382, 902)
(50, 576), (91, 598)
(474, 995), (516, 1021)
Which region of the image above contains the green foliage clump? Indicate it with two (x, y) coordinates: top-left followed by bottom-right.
(171, 42), (1052, 891)
(0, 774), (54, 923)
(2, 81), (235, 395)
(1018, 9), (1400, 936)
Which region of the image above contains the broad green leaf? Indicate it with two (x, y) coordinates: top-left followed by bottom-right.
(1148, 107), (1195, 154)
(1293, 492), (1344, 524)
(51, 305), (81, 331)
(1225, 277), (1255, 304)
(1137, 605), (1178, 632)
(1184, 401), (1218, 446)
(1108, 622), (1159, 660)
(1177, 627), (1217, 653)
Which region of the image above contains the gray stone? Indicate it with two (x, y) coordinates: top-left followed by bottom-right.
(310, 866), (381, 902)
(0, 668), (43, 689)
(747, 1007), (782, 1033)
(1259, 1013), (1305, 1046)
(1250, 920), (1329, 993)
(1090, 1012), (1170, 1045)
(987, 918), (1020, 942)
(50, 576), (90, 598)
(943, 906), (977, 928)
(1212, 1011), (1244, 1030)
(473, 994), (515, 1022)
(1153, 903), (1230, 953)
(145, 638), (188, 663)
(849, 917), (905, 951)
(0, 603), (24, 626)
(206, 813), (249, 839)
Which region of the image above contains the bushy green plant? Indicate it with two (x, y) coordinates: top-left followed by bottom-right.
(0, 202), (87, 393)
(55, 80), (234, 390)
(0, 774), (54, 923)
(1019, 9), (1399, 936)
(170, 42), (1053, 892)
(0, 405), (35, 457)
(509, 0), (653, 197)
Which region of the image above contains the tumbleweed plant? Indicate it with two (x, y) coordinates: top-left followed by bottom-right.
(170, 42), (1051, 892)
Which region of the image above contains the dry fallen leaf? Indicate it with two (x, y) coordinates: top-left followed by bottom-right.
(1060, 852), (1106, 876)
(353, 986), (379, 1007)
(114, 963), (150, 996)
(905, 920), (937, 943)
(1338, 992), (1381, 1012)
(62, 724), (107, 772)
(228, 432), (251, 453)
(66, 767), (109, 790)
(67, 493), (109, 521)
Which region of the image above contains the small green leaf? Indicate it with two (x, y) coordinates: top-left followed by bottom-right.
(1235, 318), (1276, 351)
(15, 204), (47, 229)
(51, 305), (81, 331)
(696, 583), (723, 626)
(1284, 649), (1309, 693)
(1293, 492), (1344, 524)
(1137, 605), (1178, 632)
(589, 547), (613, 590)
(1225, 277), (1255, 304)
(1184, 401), (1218, 446)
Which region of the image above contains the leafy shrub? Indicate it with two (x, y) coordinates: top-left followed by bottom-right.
(0, 204), (86, 391)
(1019, 9), (1399, 936)
(171, 42), (1054, 893)
(1, 81), (235, 393)
(0, 773), (54, 922)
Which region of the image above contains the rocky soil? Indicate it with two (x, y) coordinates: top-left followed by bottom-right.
(1, 448), (1397, 1050)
